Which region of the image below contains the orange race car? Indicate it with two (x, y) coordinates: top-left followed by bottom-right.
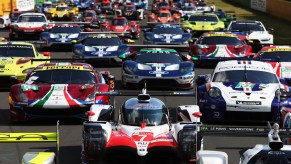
(147, 10), (180, 27)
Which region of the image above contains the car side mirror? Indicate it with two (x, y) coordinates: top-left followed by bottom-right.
(10, 76), (19, 85)
(43, 52), (50, 56)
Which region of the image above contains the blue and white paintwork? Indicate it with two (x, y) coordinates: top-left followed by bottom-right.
(130, 0), (148, 9)
(73, 0), (95, 10)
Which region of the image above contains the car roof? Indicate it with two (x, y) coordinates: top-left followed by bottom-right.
(231, 20), (262, 24)
(19, 13), (46, 16)
(215, 60), (274, 73)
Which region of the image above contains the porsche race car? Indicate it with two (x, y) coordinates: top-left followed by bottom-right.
(9, 62), (115, 121)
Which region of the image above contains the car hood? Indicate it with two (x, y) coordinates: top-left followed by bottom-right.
(195, 44), (247, 57)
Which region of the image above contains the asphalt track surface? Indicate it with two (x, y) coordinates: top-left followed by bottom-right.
(0, 8), (268, 164)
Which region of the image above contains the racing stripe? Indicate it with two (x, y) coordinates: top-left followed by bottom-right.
(33, 86), (55, 108)
(63, 85), (80, 107)
(224, 46), (236, 57)
(207, 47), (218, 57)
(28, 152), (54, 164)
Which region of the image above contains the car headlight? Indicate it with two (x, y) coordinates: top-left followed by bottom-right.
(154, 34), (164, 38)
(276, 89), (287, 100)
(208, 87), (221, 98)
(180, 66), (193, 74)
(22, 68), (34, 74)
(18, 88), (28, 102)
(123, 65), (137, 75)
(68, 33), (79, 38)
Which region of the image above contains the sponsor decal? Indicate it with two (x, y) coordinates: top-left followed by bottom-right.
(235, 82), (255, 89)
(44, 65), (83, 70)
(21, 84), (39, 91)
(236, 101), (261, 105)
(267, 48), (291, 52)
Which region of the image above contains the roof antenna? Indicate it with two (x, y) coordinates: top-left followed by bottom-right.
(142, 82), (147, 94)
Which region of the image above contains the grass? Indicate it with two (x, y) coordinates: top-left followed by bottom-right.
(212, 0), (291, 44)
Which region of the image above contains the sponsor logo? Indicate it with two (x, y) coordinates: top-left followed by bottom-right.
(236, 101), (261, 105)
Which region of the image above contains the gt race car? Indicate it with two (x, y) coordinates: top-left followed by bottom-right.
(9, 62), (115, 122)
(77, 10), (106, 28)
(196, 60), (287, 122)
(81, 89), (201, 164)
(122, 48), (195, 89)
(143, 23), (192, 45)
(72, 33), (132, 65)
(0, 41), (50, 89)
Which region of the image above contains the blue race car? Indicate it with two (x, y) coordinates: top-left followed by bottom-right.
(40, 24), (88, 48)
(72, 34), (132, 65)
(73, 0), (96, 10)
(122, 48), (195, 89)
(130, 0), (148, 10)
(144, 24), (192, 45)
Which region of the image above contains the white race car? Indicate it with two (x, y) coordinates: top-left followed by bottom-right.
(0, 14), (10, 29)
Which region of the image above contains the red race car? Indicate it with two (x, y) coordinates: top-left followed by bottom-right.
(147, 10), (180, 27)
(100, 15), (140, 39)
(9, 62), (115, 122)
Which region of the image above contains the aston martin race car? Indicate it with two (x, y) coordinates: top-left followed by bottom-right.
(81, 89), (201, 164)
(46, 3), (79, 20)
(0, 41), (50, 89)
(122, 48), (195, 89)
(196, 60), (287, 122)
(181, 13), (225, 37)
(72, 34), (132, 65)
(227, 20), (274, 45)
(9, 62), (115, 122)
(143, 23), (192, 45)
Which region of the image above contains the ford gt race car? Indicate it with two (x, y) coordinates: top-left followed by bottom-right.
(143, 23), (192, 45)
(72, 34), (132, 65)
(0, 41), (50, 89)
(81, 89), (201, 164)
(122, 48), (195, 89)
(196, 60), (287, 122)
(9, 62), (115, 122)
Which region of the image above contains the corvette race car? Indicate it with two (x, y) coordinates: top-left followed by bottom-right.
(81, 89), (201, 164)
(0, 41), (50, 89)
(9, 13), (52, 40)
(72, 34), (132, 65)
(9, 62), (115, 122)
(227, 20), (274, 45)
(122, 48), (195, 89)
(46, 3), (79, 20)
(148, 10), (181, 27)
(181, 13), (225, 37)
(196, 60), (287, 122)
(100, 15), (140, 39)
(143, 23), (192, 45)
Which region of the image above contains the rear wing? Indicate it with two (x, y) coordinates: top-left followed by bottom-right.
(0, 121), (59, 164)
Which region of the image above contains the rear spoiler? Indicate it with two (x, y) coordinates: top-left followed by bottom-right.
(0, 121), (60, 164)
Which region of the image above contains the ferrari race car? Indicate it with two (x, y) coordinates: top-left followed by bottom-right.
(148, 10), (181, 27)
(181, 13), (225, 37)
(9, 62), (115, 122)
(46, 3), (79, 20)
(100, 15), (140, 39)
(143, 23), (192, 45)
(0, 41), (50, 89)
(81, 89), (201, 164)
(9, 13), (52, 40)
(196, 60), (288, 122)
(122, 48), (195, 89)
(227, 20), (274, 45)
(72, 34), (132, 65)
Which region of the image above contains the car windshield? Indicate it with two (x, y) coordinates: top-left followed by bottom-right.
(136, 53), (182, 64)
(229, 22), (265, 32)
(153, 27), (184, 34)
(18, 15), (46, 22)
(213, 70), (278, 83)
(56, 6), (68, 11)
(189, 15), (218, 22)
(198, 36), (243, 45)
(112, 19), (127, 25)
(25, 69), (97, 84)
(83, 11), (95, 17)
(50, 26), (81, 33)
(259, 51), (291, 62)
(159, 12), (170, 17)
(0, 45), (34, 57)
(83, 37), (121, 46)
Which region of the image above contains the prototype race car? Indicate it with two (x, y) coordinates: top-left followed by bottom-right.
(72, 0), (96, 10)
(0, 41), (50, 89)
(9, 62), (115, 122)
(72, 34), (132, 65)
(119, 2), (145, 20)
(77, 9), (106, 28)
(81, 89), (201, 164)
(100, 15), (140, 39)
(143, 23), (192, 45)
(147, 10), (181, 27)
(96, 0), (116, 14)
(122, 48), (195, 89)
(34, 1), (53, 13)
(196, 60), (287, 122)
(227, 20), (274, 45)
(46, 3), (79, 20)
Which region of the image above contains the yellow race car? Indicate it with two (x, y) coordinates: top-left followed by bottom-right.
(0, 41), (50, 89)
(46, 3), (79, 20)
(182, 13), (225, 36)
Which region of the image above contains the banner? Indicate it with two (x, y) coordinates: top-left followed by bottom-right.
(251, 0), (267, 12)
(17, 0), (35, 11)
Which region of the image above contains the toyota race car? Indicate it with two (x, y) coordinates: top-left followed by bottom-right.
(9, 62), (115, 122)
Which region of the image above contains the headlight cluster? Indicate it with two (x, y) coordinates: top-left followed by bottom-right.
(123, 65), (137, 75)
(180, 67), (193, 74)
(208, 87), (221, 98)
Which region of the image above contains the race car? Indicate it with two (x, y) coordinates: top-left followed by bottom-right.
(40, 24), (89, 48)
(178, 5), (198, 21)
(213, 9), (236, 27)
(9, 62), (115, 122)
(119, 3), (145, 20)
(72, 34), (132, 65)
(34, 1), (54, 13)
(181, 13), (225, 37)
(129, 0), (148, 10)
(227, 20), (274, 45)
(0, 41), (50, 89)
(9, 13), (52, 40)
(143, 23), (192, 45)
(96, 0), (116, 14)
(72, 0), (96, 10)
(189, 32), (253, 67)
(46, 3), (79, 20)
(196, 1), (215, 13)
(100, 15), (140, 39)
(0, 11), (10, 29)
(81, 88), (201, 164)
(122, 48), (195, 89)
(9, 9), (23, 24)
(77, 9), (106, 28)
(147, 10), (181, 27)
(196, 60), (287, 122)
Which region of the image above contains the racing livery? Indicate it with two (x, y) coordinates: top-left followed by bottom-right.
(148, 10), (181, 27)
(9, 62), (115, 121)
(73, 0), (96, 10)
(119, 3), (145, 20)
(46, 3), (79, 20)
(122, 48), (195, 89)
(0, 42), (50, 89)
(196, 60), (286, 122)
